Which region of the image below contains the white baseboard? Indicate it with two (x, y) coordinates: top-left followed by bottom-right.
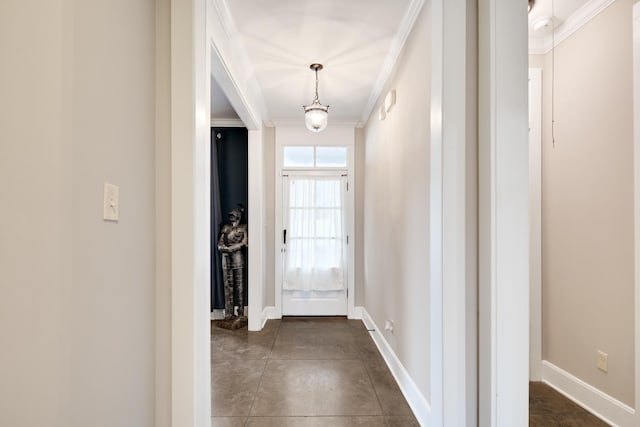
(210, 309), (225, 320)
(211, 306), (248, 320)
(263, 305), (279, 319)
(541, 360), (635, 426)
(361, 308), (430, 426)
(261, 306), (279, 329)
(351, 306), (364, 320)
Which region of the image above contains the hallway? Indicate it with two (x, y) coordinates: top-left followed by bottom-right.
(211, 317), (419, 426)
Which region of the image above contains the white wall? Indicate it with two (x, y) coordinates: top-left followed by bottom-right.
(263, 127), (276, 307)
(247, 128), (264, 331)
(531, 0), (635, 407)
(0, 1), (157, 426)
(275, 126), (355, 148)
(362, 3), (431, 399)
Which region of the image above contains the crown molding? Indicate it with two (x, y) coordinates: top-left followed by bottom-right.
(528, 0), (617, 54)
(528, 37), (547, 55)
(210, 0), (270, 129)
(210, 118), (245, 127)
(359, 0), (425, 125)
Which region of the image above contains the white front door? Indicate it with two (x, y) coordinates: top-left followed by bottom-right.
(281, 173), (348, 315)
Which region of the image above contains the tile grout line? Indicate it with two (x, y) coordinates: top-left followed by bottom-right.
(351, 320), (403, 426)
(359, 353), (388, 424)
(243, 319), (281, 426)
(212, 318), (415, 426)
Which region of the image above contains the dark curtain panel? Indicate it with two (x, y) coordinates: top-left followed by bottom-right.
(211, 127), (249, 310)
(211, 130), (224, 310)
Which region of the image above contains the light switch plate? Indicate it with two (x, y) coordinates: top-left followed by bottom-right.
(385, 89), (396, 113)
(103, 183), (119, 222)
(597, 350), (608, 373)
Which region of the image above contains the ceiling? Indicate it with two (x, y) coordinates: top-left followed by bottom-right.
(211, 0), (418, 127)
(211, 0), (609, 126)
(528, 0), (589, 37)
(211, 77), (240, 122)
(528, 0), (612, 53)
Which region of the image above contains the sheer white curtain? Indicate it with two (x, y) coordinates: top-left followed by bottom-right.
(283, 176), (345, 291)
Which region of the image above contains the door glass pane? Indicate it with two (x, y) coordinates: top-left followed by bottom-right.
(316, 146), (347, 167)
(283, 176), (345, 291)
(283, 146), (314, 167)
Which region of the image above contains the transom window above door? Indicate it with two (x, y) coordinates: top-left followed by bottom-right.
(283, 145), (347, 168)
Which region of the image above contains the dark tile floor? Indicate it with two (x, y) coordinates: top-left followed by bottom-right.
(211, 317), (419, 427)
(529, 382), (611, 426)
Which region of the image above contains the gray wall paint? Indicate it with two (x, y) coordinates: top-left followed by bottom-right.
(531, 0), (635, 406)
(0, 1), (157, 425)
(355, 128), (366, 306)
(362, 3), (431, 399)
(155, 0), (171, 424)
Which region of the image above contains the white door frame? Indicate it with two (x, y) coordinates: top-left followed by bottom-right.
(274, 132), (355, 318)
(168, 0), (267, 424)
(169, 0), (211, 425)
(478, 0), (530, 426)
(208, 0), (266, 333)
(431, 0), (479, 425)
(529, 68), (543, 382)
(169, 0), (530, 424)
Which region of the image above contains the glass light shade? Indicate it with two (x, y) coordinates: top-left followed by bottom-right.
(304, 104), (329, 133)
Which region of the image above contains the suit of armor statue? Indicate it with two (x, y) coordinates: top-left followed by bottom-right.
(218, 208), (248, 319)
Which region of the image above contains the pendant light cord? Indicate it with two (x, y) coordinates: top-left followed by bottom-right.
(314, 68), (320, 103)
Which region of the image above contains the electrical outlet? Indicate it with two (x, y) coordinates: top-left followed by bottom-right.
(597, 350), (608, 373)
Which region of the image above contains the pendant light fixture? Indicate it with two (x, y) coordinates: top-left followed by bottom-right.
(303, 63), (329, 132)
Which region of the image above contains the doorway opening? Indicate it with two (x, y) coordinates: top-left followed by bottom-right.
(211, 127), (249, 319)
(274, 129), (356, 318)
(528, 1), (640, 425)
